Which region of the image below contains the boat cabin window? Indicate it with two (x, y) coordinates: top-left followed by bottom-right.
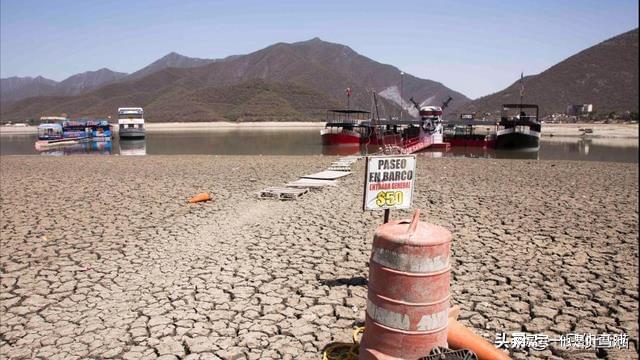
(38, 127), (61, 136)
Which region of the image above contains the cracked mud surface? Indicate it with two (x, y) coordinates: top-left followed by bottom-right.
(0, 156), (638, 359)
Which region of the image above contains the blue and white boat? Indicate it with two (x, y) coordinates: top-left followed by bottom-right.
(87, 119), (112, 141)
(37, 116), (68, 140)
(37, 123), (64, 140)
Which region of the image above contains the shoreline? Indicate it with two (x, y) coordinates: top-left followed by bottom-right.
(1, 122), (637, 139)
(0, 121), (326, 135)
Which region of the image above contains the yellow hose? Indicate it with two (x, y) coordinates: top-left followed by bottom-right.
(322, 327), (365, 360)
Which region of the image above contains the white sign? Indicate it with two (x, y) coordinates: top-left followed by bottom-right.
(363, 155), (416, 211)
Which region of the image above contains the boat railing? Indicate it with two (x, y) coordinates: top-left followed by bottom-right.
(381, 145), (404, 155)
(320, 127), (362, 137)
(402, 136), (422, 148)
(500, 116), (539, 126)
(326, 119), (362, 125)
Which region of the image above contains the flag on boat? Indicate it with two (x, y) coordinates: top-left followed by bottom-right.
(519, 72), (525, 97)
(345, 87), (352, 97)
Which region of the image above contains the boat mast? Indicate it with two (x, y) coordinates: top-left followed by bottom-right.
(519, 72), (524, 115)
(373, 92), (381, 123)
(399, 71), (404, 122)
(345, 87), (352, 122)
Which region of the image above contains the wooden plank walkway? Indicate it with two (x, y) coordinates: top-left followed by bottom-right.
(301, 170), (352, 180)
(258, 187), (308, 200)
(286, 178), (337, 188)
(258, 155), (362, 200)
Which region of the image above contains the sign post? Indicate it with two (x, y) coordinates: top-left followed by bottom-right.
(363, 155), (417, 223)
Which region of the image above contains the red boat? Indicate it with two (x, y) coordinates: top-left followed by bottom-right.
(445, 128), (496, 148)
(320, 109), (370, 145)
(321, 93), (454, 155)
(363, 103), (449, 153)
(443, 114), (497, 148)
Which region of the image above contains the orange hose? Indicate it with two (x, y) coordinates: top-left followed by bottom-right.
(447, 318), (511, 360)
(188, 193), (211, 203)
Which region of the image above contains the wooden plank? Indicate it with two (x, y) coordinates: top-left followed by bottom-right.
(301, 170), (352, 180)
(327, 166), (352, 172)
(286, 179), (337, 188)
(331, 161), (355, 166)
(258, 187), (308, 200)
(279, 188), (308, 200)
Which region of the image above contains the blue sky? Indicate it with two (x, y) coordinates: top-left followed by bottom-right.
(1, 0), (638, 99)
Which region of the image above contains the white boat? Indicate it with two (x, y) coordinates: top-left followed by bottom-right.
(117, 107), (145, 139)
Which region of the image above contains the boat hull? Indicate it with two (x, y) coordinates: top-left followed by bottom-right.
(321, 131), (361, 145)
(35, 137), (90, 151)
(38, 135), (64, 141)
(495, 130), (539, 149)
(120, 129), (146, 139)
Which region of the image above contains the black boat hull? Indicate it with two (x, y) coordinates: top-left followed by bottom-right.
(119, 129), (146, 139)
(495, 131), (539, 149)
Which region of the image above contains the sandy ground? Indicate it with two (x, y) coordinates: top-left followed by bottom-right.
(541, 124), (638, 138)
(0, 156), (638, 360)
(469, 123), (639, 139)
(1, 122), (638, 138)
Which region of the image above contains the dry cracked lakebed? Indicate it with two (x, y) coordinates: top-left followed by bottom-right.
(0, 155), (638, 360)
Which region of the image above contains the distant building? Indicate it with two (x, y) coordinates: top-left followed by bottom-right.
(566, 104), (593, 116)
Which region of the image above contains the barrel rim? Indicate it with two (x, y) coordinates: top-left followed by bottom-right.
(373, 221), (452, 246)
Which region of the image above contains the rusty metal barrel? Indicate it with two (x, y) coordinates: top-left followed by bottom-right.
(360, 209), (452, 360)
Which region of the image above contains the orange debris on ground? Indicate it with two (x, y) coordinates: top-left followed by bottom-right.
(188, 193), (211, 203)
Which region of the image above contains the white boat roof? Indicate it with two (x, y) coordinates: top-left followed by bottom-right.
(420, 106), (443, 111)
(118, 107), (144, 114)
(38, 123), (63, 129)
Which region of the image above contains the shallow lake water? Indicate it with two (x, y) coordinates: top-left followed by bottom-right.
(1, 130), (637, 163)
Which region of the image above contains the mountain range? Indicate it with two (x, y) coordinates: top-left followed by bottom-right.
(462, 28), (638, 116)
(0, 38), (469, 123)
(0, 69), (127, 105)
(0, 53), (218, 105)
(1, 28), (638, 123)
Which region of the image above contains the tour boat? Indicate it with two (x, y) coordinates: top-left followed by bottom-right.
(37, 123), (64, 141)
(62, 119), (91, 138)
(444, 114), (497, 148)
(495, 104), (541, 149)
(320, 92), (452, 154)
(87, 119), (112, 141)
(37, 116), (68, 140)
(445, 129), (496, 148)
(118, 107), (145, 139)
(369, 98), (452, 153)
(321, 109), (370, 145)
